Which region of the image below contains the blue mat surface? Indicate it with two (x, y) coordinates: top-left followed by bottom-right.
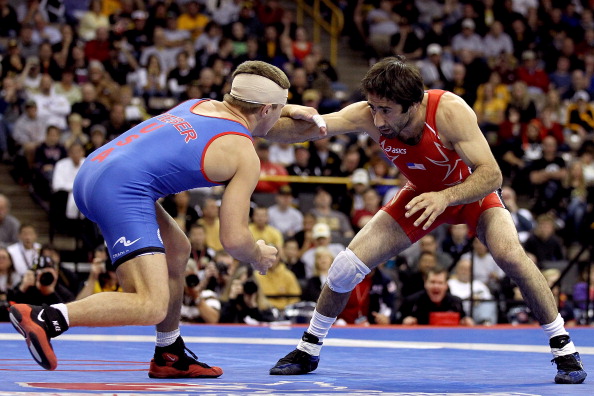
(1, 323), (593, 395)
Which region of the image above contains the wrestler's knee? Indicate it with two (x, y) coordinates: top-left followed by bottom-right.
(327, 248), (371, 293)
(140, 293), (170, 325)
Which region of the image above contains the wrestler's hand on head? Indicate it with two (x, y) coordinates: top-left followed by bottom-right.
(252, 239), (278, 275)
(404, 191), (449, 230)
(285, 105), (328, 136)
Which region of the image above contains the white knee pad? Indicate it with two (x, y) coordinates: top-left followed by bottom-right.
(326, 248), (371, 293)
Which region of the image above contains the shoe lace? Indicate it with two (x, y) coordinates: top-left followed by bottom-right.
(183, 345), (212, 368)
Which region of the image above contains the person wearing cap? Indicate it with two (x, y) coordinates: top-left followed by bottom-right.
(268, 185), (304, 239)
(517, 50), (550, 94)
(267, 56), (587, 384)
(8, 60), (322, 379)
(417, 43), (454, 90)
(300, 223), (346, 279)
(451, 18), (483, 59)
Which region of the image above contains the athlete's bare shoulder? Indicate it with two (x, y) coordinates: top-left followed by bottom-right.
(434, 91), (479, 146)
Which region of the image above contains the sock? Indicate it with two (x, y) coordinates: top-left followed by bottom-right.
(542, 314), (576, 357)
(50, 303), (70, 326)
(297, 310), (335, 356)
(156, 329), (180, 348)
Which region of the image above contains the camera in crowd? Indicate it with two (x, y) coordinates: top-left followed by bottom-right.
(32, 255), (56, 286)
(243, 280), (258, 295)
(185, 273), (200, 288)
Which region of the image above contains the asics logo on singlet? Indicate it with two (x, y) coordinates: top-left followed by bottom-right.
(113, 236), (141, 248)
(381, 145), (407, 155)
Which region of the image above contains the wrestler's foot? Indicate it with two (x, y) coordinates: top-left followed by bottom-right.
(552, 352), (587, 384)
(148, 337), (223, 378)
(269, 348), (320, 375)
(9, 304), (68, 370)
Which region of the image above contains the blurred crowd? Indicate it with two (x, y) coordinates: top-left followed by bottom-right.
(1, 0), (594, 326)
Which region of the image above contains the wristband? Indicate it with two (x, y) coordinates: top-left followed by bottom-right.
(312, 114), (326, 128)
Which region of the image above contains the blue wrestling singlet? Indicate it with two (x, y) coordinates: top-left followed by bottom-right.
(73, 99), (253, 267)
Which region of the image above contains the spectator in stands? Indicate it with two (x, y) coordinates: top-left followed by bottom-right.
(33, 125), (67, 201)
(282, 238), (306, 284)
(473, 78), (507, 136)
(528, 136), (567, 215)
(125, 10), (152, 59)
(77, 0), (110, 41)
(300, 222), (345, 279)
(397, 267), (473, 326)
(560, 160), (588, 245)
(399, 250), (439, 298)
(220, 266), (275, 323)
(548, 56), (573, 98)
(7, 224), (41, 276)
(131, 54), (168, 106)
(37, 41), (63, 82)
(254, 139), (288, 194)
(11, 253), (75, 305)
(442, 224), (471, 264)
(0, 246), (20, 311)
(351, 188), (381, 232)
(141, 27), (179, 73)
(87, 60), (120, 109)
(103, 39), (137, 86)
(0, 0), (19, 39)
(181, 260), (220, 324)
(76, 245), (121, 300)
(54, 69), (82, 106)
(71, 83), (109, 132)
(187, 223), (214, 274)
(286, 144), (319, 195)
(84, 124), (107, 156)
(301, 246), (333, 302)
(565, 91), (594, 140)
(417, 43), (454, 90)
(390, 16), (422, 61)
(162, 191), (200, 234)
(2, 39), (25, 80)
(254, 247), (301, 311)
(338, 266), (396, 325)
(523, 213), (565, 267)
(500, 186), (534, 244)
(309, 187), (354, 242)
(101, 103), (131, 141)
(448, 257), (498, 325)
(84, 26), (111, 63)
(444, 63), (476, 107)
(365, 0), (399, 61)
(516, 50), (549, 95)
(197, 198), (223, 252)
(30, 73), (71, 130)
(249, 206), (284, 248)
(293, 212), (317, 255)
(178, 1), (210, 40)
(163, 11), (191, 48)
(482, 20), (514, 62)
(268, 141), (296, 167)
(12, 99), (46, 179)
(462, 238), (505, 293)
(39, 244), (80, 297)
(167, 51), (195, 99)
(268, 185), (303, 239)
(0, 194), (20, 247)
(508, 80), (538, 124)
(291, 26), (313, 64)
(51, 141), (85, 224)
(338, 167), (370, 217)
(451, 18), (483, 59)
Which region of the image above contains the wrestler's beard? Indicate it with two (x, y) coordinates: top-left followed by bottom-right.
(378, 112), (416, 144)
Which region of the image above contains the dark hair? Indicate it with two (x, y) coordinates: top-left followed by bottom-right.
(361, 56), (424, 113)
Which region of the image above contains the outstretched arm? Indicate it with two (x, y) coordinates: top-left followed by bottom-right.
(266, 102), (374, 143)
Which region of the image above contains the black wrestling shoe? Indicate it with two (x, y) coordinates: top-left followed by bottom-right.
(269, 332), (321, 375)
(9, 304), (68, 370)
(552, 352), (587, 384)
(550, 335), (587, 384)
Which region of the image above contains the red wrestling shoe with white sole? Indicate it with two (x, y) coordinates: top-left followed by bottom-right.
(148, 336), (223, 378)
